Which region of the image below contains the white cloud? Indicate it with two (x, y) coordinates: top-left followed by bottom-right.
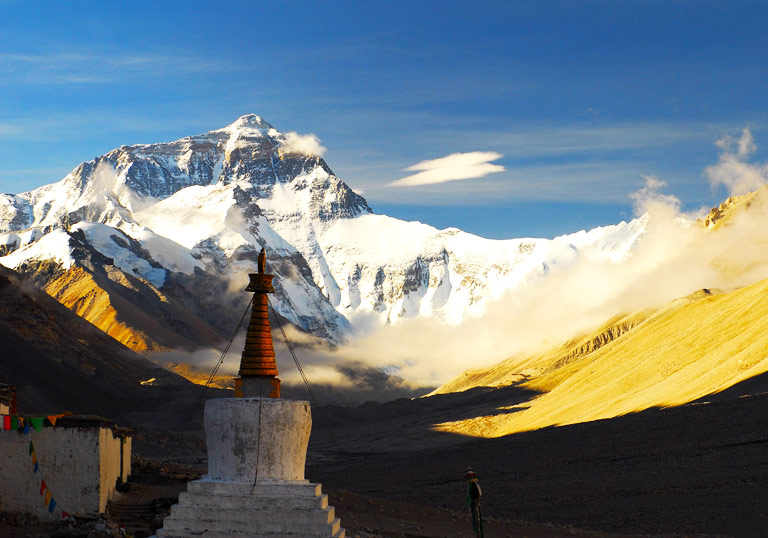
(307, 130), (768, 387)
(279, 132), (327, 157)
(630, 175), (682, 217)
(706, 127), (768, 196)
(388, 151), (505, 187)
(317, 168), (768, 387)
(90, 161), (120, 196)
(147, 129), (768, 391)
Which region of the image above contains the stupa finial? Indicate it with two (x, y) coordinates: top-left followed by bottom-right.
(258, 247), (266, 273)
(236, 248), (280, 397)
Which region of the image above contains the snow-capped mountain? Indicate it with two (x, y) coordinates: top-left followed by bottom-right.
(0, 114), (647, 351)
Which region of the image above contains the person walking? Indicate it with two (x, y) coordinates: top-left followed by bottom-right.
(465, 467), (484, 537)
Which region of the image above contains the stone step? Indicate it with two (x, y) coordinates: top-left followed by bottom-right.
(177, 491), (329, 510)
(156, 525), (345, 538)
(160, 513), (341, 536)
(187, 480), (322, 498)
(169, 505), (335, 526)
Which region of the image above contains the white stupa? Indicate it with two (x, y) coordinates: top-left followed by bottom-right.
(157, 250), (344, 537)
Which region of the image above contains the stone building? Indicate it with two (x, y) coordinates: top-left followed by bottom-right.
(0, 414), (131, 521)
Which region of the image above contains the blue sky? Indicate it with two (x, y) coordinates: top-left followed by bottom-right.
(1, 1), (766, 238)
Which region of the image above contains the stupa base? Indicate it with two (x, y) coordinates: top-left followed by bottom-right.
(157, 398), (344, 537)
(156, 480), (344, 538)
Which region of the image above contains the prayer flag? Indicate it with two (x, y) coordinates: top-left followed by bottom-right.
(48, 499), (56, 513)
(40, 480), (46, 495)
(11, 416), (17, 430)
(34, 462), (39, 473)
(44, 490), (51, 506)
(30, 417), (43, 432)
(29, 441), (34, 455)
(3, 415), (10, 430)
(62, 511), (69, 518)
(32, 452), (37, 465)
(23, 422), (29, 434)
(47, 414), (66, 426)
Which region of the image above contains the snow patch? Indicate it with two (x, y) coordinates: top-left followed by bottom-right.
(72, 222), (167, 287)
(0, 228), (75, 270)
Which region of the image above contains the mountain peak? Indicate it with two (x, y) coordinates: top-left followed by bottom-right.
(225, 114), (274, 132)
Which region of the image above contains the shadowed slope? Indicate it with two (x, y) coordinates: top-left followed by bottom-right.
(0, 264), (197, 417)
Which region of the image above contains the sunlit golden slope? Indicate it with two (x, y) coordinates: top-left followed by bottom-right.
(33, 260), (225, 353)
(165, 362), (236, 390)
(430, 308), (656, 395)
(44, 265), (155, 351)
(701, 188), (768, 282)
(435, 280), (768, 437)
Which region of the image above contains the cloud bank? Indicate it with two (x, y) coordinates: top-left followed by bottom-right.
(388, 151), (504, 187)
(152, 128), (768, 400)
(308, 129), (768, 387)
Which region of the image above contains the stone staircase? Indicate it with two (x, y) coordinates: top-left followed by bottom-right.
(156, 480), (344, 538)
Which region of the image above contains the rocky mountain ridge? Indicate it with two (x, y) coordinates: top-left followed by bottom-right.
(0, 115), (648, 353)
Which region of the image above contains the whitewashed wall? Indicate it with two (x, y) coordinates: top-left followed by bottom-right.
(120, 436), (132, 488)
(98, 428), (131, 512)
(0, 420), (131, 521)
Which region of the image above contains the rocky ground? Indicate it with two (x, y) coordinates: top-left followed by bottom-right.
(307, 388), (768, 538)
(0, 460), (644, 538)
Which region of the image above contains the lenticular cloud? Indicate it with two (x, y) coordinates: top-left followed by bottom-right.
(388, 151), (505, 187)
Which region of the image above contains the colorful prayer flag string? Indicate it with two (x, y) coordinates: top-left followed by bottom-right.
(46, 413), (68, 426)
(30, 417), (43, 432)
(0, 415), (72, 517)
(2, 413), (67, 433)
(31, 442), (66, 517)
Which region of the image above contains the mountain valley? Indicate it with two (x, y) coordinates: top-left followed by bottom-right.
(2, 115), (768, 537)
